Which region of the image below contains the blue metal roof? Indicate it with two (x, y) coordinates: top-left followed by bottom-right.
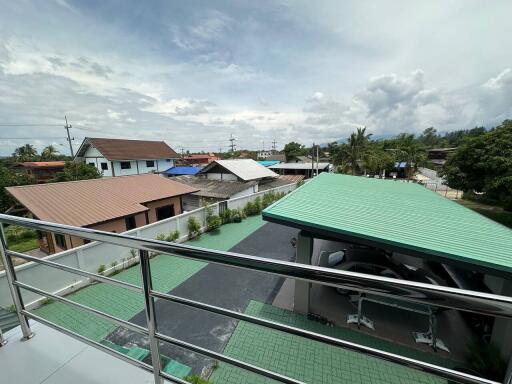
(394, 161), (408, 169)
(162, 166), (201, 175)
(257, 160), (281, 167)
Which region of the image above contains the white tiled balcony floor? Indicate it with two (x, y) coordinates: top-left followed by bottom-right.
(0, 321), (168, 384)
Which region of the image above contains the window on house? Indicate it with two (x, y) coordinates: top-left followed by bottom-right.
(125, 215), (137, 230)
(88, 162), (95, 167)
(101, 162), (108, 170)
(55, 234), (67, 250)
(156, 205), (175, 221)
(166, 159), (171, 162)
(120, 161), (131, 169)
(146, 160), (155, 167)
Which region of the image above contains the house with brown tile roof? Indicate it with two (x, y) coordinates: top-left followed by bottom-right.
(74, 137), (179, 177)
(13, 161), (66, 184)
(6, 174), (198, 254)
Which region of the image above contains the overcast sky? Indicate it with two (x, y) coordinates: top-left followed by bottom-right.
(1, 1), (511, 156)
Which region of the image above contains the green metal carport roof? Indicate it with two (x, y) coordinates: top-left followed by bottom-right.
(263, 173), (512, 275)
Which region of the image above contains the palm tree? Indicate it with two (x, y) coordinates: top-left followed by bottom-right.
(12, 144), (38, 162)
(41, 145), (59, 160)
(395, 134), (426, 179)
(340, 127), (372, 175)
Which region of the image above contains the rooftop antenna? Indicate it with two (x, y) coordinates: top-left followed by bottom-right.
(64, 116), (74, 157)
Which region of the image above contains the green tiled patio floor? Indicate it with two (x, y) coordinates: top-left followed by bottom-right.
(33, 215), (265, 341)
(210, 301), (450, 384)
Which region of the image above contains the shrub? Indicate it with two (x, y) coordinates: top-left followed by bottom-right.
(206, 214), (221, 231)
(185, 375), (212, 384)
(97, 264), (106, 275)
(244, 196), (263, 216)
(156, 233), (167, 241)
(130, 249), (137, 259)
(187, 216), (201, 239)
(167, 230), (180, 242)
(219, 208), (233, 224)
(110, 261), (117, 269)
(41, 298), (55, 305)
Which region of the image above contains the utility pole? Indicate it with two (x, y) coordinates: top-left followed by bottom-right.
(272, 139), (277, 153)
(64, 116), (74, 157)
(229, 134), (236, 153)
(311, 142), (315, 178)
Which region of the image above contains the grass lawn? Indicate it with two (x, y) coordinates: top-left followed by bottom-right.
(7, 234), (39, 252)
(457, 199), (512, 228)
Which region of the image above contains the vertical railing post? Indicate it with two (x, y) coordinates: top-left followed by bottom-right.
(139, 250), (163, 384)
(0, 223), (34, 341)
(0, 327), (6, 347)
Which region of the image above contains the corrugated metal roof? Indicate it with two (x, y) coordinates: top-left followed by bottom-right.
(263, 173), (512, 274)
(200, 159), (278, 181)
(259, 175), (305, 191)
(7, 174), (198, 227)
(174, 175), (257, 199)
(257, 160), (281, 167)
(269, 162), (331, 170)
(163, 166), (201, 175)
(76, 138), (179, 160)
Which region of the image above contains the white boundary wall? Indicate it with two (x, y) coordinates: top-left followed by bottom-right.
(0, 183), (298, 308)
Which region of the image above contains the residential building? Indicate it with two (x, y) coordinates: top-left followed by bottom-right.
(161, 166), (201, 177)
(74, 138), (179, 177)
(181, 153), (219, 167)
(6, 174), (198, 254)
(265, 154), (286, 162)
(173, 175), (258, 210)
(257, 150), (274, 159)
(198, 159), (278, 183)
(426, 147), (457, 166)
(258, 175), (305, 191)
(268, 162), (331, 178)
(13, 161), (65, 184)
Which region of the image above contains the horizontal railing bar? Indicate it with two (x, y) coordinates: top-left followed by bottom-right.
(150, 290), (496, 384)
(2, 214), (512, 320)
(7, 250), (142, 293)
(158, 371), (191, 384)
(154, 332), (305, 384)
(15, 281), (148, 336)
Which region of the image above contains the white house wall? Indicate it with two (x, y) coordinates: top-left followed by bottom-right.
(81, 143), (175, 177)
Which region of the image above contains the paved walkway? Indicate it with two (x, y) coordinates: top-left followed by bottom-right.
(33, 215), (266, 342)
(210, 301), (450, 384)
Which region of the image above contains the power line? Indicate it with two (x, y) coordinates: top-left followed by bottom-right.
(229, 134), (236, 152)
(0, 137), (64, 140)
(0, 123), (62, 127)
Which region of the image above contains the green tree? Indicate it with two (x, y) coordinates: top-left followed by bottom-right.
(52, 161), (102, 182)
(0, 165), (33, 212)
(441, 120), (512, 209)
(418, 127), (440, 148)
(12, 144), (38, 162)
(40, 145), (59, 160)
(394, 133), (426, 179)
(283, 142), (307, 162)
(338, 127), (372, 175)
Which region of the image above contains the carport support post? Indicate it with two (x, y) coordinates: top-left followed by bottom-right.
(294, 231), (313, 315)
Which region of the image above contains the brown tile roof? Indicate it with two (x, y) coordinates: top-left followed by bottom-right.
(82, 138), (179, 160)
(15, 161), (66, 168)
(6, 174), (198, 227)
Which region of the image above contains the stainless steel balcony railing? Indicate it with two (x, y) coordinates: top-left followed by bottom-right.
(0, 213), (511, 384)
